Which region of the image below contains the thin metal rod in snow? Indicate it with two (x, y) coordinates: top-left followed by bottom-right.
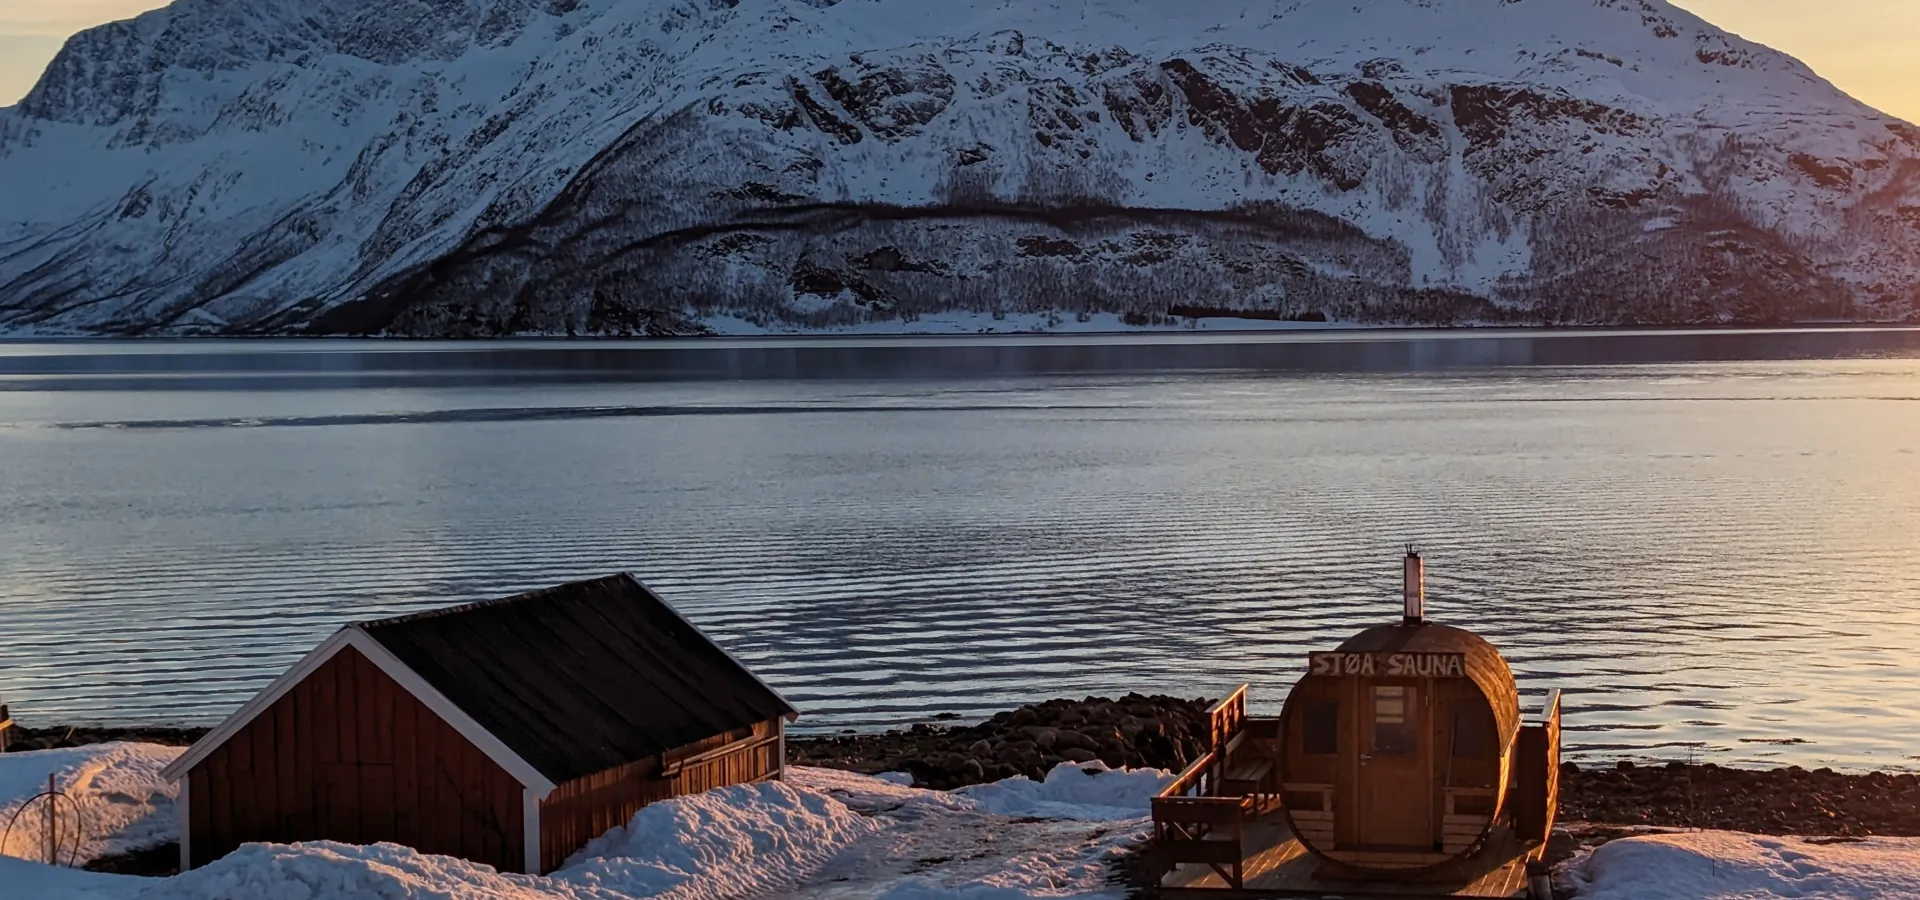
(0, 772), (85, 866)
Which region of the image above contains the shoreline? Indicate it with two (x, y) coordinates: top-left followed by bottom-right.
(6, 320), (1920, 341)
(9, 698), (1919, 839)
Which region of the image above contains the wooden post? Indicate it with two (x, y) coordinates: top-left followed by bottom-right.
(0, 703), (11, 753)
(1513, 690), (1562, 843)
(1526, 860), (1553, 899)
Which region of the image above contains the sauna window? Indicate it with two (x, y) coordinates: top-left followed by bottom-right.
(1303, 700), (1339, 755)
(1371, 685), (1417, 756)
(1453, 704), (1496, 758)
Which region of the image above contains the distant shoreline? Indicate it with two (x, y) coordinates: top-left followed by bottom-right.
(4, 320), (1920, 343)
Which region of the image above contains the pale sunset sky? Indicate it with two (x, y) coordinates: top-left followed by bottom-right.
(0, 0), (1913, 120)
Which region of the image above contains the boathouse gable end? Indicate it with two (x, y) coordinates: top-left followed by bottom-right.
(176, 642), (528, 870)
(160, 573), (798, 875)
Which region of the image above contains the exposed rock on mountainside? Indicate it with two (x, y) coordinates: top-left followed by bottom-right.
(2, 0), (1917, 335)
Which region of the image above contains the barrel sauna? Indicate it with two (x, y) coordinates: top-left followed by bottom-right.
(1276, 550), (1524, 874)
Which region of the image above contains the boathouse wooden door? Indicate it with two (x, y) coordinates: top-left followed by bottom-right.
(1358, 683), (1432, 847)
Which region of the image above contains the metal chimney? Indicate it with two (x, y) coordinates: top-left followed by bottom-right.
(1402, 546), (1425, 625)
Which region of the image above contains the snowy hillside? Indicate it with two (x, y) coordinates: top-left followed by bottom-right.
(2, 0), (1918, 335)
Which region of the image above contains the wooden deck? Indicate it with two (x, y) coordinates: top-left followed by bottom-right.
(1159, 814), (1542, 899)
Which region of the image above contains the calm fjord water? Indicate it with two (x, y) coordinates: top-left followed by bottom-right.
(3, 329), (1920, 770)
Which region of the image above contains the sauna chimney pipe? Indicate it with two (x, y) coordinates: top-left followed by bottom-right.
(1403, 546), (1424, 626)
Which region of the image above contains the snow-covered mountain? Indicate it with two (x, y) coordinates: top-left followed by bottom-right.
(2, 0), (1917, 335)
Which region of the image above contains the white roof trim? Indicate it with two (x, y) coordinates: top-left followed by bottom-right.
(522, 787), (542, 874)
(160, 627), (557, 795)
(626, 573), (800, 722)
(160, 629), (354, 782)
(346, 629), (556, 795)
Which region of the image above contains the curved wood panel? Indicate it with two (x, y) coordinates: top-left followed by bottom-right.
(1276, 620), (1522, 874)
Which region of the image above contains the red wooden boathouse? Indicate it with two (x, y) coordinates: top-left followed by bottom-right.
(159, 574), (797, 873)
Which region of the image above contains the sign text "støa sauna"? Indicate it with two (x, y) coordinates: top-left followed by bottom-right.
(1307, 651), (1467, 678)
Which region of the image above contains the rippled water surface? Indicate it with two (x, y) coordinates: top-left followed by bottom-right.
(4, 330), (1920, 770)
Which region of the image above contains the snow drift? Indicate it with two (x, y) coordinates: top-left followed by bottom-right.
(1569, 830), (1920, 900)
(2, 0), (1917, 335)
(0, 742), (180, 866)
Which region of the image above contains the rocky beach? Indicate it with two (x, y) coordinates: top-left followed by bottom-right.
(7, 696), (1918, 839)
(782, 696), (1920, 840)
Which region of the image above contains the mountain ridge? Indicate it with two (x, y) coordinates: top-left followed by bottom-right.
(2, 0), (1917, 335)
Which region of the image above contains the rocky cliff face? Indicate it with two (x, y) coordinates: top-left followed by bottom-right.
(2, 0), (1917, 335)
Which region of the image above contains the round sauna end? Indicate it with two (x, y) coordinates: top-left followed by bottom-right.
(1277, 620), (1522, 873)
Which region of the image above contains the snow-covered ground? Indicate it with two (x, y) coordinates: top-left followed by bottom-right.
(3, 744), (1917, 900)
(1567, 831), (1920, 900)
(0, 742), (180, 866)
(0, 747), (1164, 900)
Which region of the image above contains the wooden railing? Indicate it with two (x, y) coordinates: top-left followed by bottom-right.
(1161, 749), (1221, 799)
(1150, 684), (1258, 888)
(1151, 793), (1252, 888)
(1511, 689), (1562, 843)
(658, 729), (780, 779)
(1152, 683), (1253, 803)
(1207, 684), (1248, 753)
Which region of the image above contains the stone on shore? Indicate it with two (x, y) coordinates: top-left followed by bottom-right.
(785, 693), (1212, 790)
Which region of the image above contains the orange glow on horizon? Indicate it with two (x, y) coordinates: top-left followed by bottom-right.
(1670, 0), (1919, 123)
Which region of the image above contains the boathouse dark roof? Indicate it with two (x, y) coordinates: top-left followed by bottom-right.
(358, 573), (797, 784)
(1334, 621), (1521, 749)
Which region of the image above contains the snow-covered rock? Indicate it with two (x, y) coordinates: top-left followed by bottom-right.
(956, 761), (1170, 822)
(2, 0), (1918, 335)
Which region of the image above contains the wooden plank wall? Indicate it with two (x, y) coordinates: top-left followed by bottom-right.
(1279, 679), (1340, 793)
(188, 646), (523, 871)
(538, 718), (783, 872)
